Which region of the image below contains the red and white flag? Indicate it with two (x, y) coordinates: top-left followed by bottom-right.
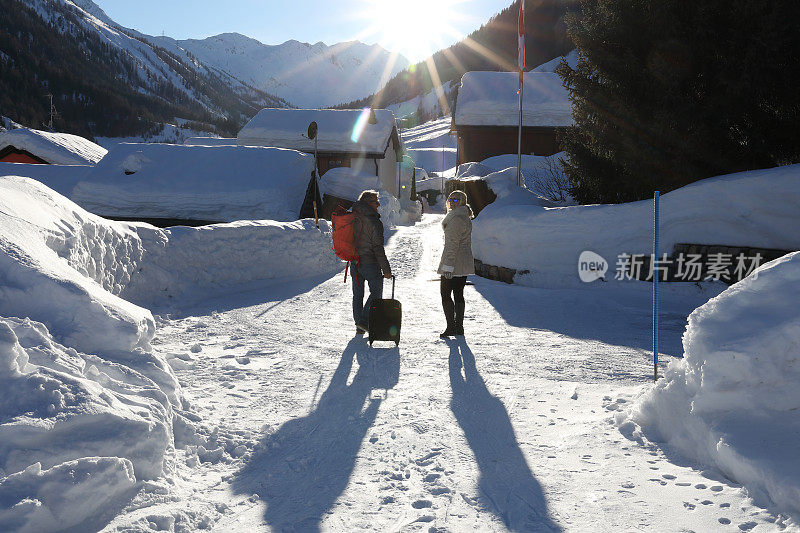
(517, 0), (525, 92)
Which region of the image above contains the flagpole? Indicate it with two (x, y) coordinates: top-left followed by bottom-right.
(516, 0), (525, 188)
(517, 75), (523, 188)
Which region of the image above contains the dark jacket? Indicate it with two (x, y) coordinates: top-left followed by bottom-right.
(352, 200), (391, 275)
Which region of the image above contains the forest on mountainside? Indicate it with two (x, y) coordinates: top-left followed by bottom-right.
(334, 0), (578, 111)
(0, 0), (288, 139)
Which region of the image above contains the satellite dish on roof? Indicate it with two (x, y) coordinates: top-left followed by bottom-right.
(307, 121), (318, 140)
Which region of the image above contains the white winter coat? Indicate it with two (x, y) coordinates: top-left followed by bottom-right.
(437, 205), (475, 277)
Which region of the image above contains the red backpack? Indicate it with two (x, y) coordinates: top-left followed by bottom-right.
(331, 206), (360, 282)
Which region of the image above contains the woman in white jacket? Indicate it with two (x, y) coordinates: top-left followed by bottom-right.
(437, 190), (475, 337)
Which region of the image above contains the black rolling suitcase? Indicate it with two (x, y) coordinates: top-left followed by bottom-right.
(368, 276), (402, 346)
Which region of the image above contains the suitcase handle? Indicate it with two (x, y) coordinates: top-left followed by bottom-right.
(391, 275), (395, 299)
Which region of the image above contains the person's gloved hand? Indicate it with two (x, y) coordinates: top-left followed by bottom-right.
(443, 271), (453, 279)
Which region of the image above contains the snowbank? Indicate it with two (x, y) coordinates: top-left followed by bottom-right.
(462, 166), (556, 209)
(71, 143), (314, 222)
(472, 164), (800, 287)
(479, 152), (573, 204)
(124, 219), (342, 306)
(0, 176), (156, 356)
(0, 161), (92, 197)
(618, 252), (800, 518)
(0, 318), (172, 481)
(0, 457), (136, 533)
(0, 128), (107, 165)
(0, 170), (346, 530)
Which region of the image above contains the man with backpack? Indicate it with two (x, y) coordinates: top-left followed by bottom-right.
(350, 190), (392, 335)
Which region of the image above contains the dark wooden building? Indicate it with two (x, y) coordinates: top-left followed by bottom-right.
(452, 71), (573, 165)
(0, 146), (49, 164)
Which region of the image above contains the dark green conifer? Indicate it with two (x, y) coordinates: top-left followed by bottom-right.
(557, 0), (800, 203)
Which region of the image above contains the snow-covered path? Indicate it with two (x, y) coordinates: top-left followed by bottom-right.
(108, 215), (782, 532)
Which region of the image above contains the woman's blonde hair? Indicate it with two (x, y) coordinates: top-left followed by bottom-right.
(447, 190), (473, 217)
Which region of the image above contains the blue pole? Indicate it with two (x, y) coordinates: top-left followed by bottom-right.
(653, 191), (660, 381)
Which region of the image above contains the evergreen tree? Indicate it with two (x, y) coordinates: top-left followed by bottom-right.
(557, 0), (800, 203)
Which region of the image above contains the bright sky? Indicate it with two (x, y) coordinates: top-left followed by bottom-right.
(92, 0), (512, 63)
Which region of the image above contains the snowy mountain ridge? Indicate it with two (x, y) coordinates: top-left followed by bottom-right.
(52, 0), (409, 109)
(154, 32), (410, 108)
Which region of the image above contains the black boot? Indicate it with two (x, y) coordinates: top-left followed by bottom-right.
(440, 324), (457, 338)
(441, 297), (456, 338)
(454, 301), (465, 336)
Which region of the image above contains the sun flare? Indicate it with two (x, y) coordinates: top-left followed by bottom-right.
(357, 0), (466, 63)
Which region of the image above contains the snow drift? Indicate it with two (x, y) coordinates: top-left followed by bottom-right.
(618, 252), (800, 519)
(0, 174), (343, 531)
(0, 176), (157, 357)
(125, 219), (342, 306)
(71, 143), (315, 222)
(471, 164), (800, 287)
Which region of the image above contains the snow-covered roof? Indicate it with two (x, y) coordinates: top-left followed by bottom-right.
(319, 167), (385, 202)
(238, 108), (399, 157)
(0, 128), (107, 165)
(184, 137), (237, 146)
(71, 143), (315, 222)
(454, 72), (574, 128)
(532, 50), (578, 73)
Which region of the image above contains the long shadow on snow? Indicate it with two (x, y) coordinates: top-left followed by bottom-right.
(231, 337), (399, 532)
(470, 277), (710, 358)
(447, 338), (561, 532)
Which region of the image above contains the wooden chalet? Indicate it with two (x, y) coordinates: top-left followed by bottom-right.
(237, 108), (403, 197)
(451, 71), (574, 165)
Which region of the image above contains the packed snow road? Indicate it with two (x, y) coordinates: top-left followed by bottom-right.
(106, 215), (782, 532)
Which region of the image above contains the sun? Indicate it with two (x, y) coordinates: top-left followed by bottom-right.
(356, 0), (466, 63)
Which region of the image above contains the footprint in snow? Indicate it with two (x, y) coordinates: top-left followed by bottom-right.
(695, 483), (707, 489)
(683, 502), (696, 510)
(738, 522), (757, 531)
(412, 499), (433, 509)
(719, 518), (732, 525)
(662, 474), (676, 480)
